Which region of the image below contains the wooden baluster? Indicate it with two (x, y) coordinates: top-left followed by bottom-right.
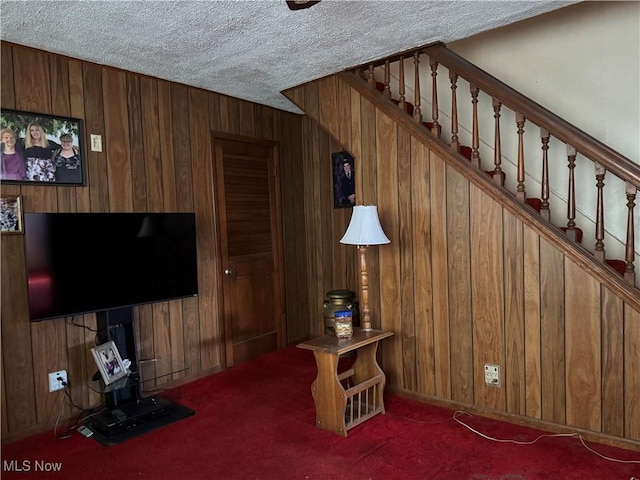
(398, 56), (406, 112)
(430, 57), (441, 137)
(624, 182), (636, 285)
(470, 83), (480, 168)
(594, 163), (606, 262)
(540, 128), (550, 221)
(516, 113), (526, 202)
(383, 60), (391, 99)
(367, 63), (375, 87)
(449, 70), (459, 152)
(565, 146), (578, 241)
(492, 98), (504, 186)
(413, 51), (422, 123)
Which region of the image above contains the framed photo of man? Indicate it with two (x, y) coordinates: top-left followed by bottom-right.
(0, 108), (85, 186)
(332, 151), (355, 208)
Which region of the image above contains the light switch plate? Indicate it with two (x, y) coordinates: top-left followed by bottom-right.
(90, 134), (103, 152)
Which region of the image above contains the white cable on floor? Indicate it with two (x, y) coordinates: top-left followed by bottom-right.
(453, 411), (640, 465)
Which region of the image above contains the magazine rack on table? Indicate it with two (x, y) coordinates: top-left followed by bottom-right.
(297, 328), (393, 437)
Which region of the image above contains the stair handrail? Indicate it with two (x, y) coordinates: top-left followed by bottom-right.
(422, 43), (640, 189)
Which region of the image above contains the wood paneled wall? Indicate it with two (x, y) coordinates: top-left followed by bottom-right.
(283, 74), (640, 447)
(0, 42), (316, 441)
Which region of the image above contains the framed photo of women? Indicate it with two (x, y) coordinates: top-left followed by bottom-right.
(0, 108), (85, 186)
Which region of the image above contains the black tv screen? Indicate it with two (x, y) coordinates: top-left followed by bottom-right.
(24, 212), (199, 321)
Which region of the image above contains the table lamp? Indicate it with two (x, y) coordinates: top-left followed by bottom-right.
(340, 205), (390, 330)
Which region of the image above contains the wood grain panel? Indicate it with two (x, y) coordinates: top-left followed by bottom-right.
(168, 300), (186, 380)
(278, 113), (302, 342)
(539, 238), (565, 423)
(126, 73), (147, 212)
(291, 115), (312, 342)
(136, 304), (155, 365)
(318, 129), (332, 307)
(624, 305), (640, 440)
(430, 151), (451, 398)
(398, 128), (416, 390)
(13, 47), (51, 112)
(152, 302), (172, 384)
(301, 118), (321, 337)
(308, 120), (325, 335)
(523, 225), (541, 419)
(67, 59), (90, 212)
(503, 211), (525, 414)
(359, 100), (376, 205)
(1, 236), (36, 432)
(50, 55), (70, 116)
(337, 78), (351, 145)
(227, 97), (241, 135)
(82, 64), (109, 212)
(190, 88), (220, 370)
(329, 137), (347, 289)
(65, 316), (92, 411)
(170, 83), (194, 212)
(141, 76), (164, 211)
(600, 286), (624, 437)
(447, 166), (473, 403)
(102, 68), (133, 211)
(349, 89), (362, 162)
(1, 42), (15, 107)
(158, 81), (177, 211)
(1, 350), (6, 437)
(412, 138), (435, 396)
(239, 100), (255, 137)
(319, 76), (338, 140)
(376, 111), (402, 384)
(565, 257), (601, 431)
(470, 185), (505, 410)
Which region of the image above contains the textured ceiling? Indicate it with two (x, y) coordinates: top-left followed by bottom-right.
(0, 1), (576, 113)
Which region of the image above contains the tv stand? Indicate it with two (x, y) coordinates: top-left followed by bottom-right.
(86, 396), (194, 446)
(85, 307), (194, 446)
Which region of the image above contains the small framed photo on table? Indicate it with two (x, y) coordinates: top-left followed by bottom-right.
(0, 195), (23, 234)
(91, 341), (128, 385)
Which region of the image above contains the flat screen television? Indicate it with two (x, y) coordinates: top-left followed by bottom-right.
(24, 212), (199, 321)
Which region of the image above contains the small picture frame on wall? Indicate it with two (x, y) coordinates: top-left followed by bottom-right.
(332, 151), (355, 208)
(91, 341), (128, 385)
(0, 108), (85, 186)
(0, 195), (23, 234)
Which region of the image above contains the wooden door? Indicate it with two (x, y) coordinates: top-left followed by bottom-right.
(213, 135), (285, 367)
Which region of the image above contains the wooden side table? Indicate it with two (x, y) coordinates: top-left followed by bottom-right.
(297, 328), (394, 436)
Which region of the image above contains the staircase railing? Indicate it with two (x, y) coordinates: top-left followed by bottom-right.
(350, 42), (639, 288)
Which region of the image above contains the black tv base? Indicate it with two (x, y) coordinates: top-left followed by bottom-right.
(85, 396), (194, 446)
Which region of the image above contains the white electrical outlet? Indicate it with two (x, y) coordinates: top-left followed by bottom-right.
(484, 364), (501, 387)
(48, 370), (68, 392)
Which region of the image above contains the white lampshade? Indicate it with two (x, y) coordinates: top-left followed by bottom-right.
(340, 205), (390, 246)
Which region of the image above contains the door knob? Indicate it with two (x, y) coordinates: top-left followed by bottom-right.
(224, 268), (236, 276)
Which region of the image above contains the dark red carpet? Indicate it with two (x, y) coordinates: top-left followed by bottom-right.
(2, 346), (639, 479)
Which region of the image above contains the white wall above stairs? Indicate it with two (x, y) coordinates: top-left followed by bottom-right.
(448, 1), (640, 258)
